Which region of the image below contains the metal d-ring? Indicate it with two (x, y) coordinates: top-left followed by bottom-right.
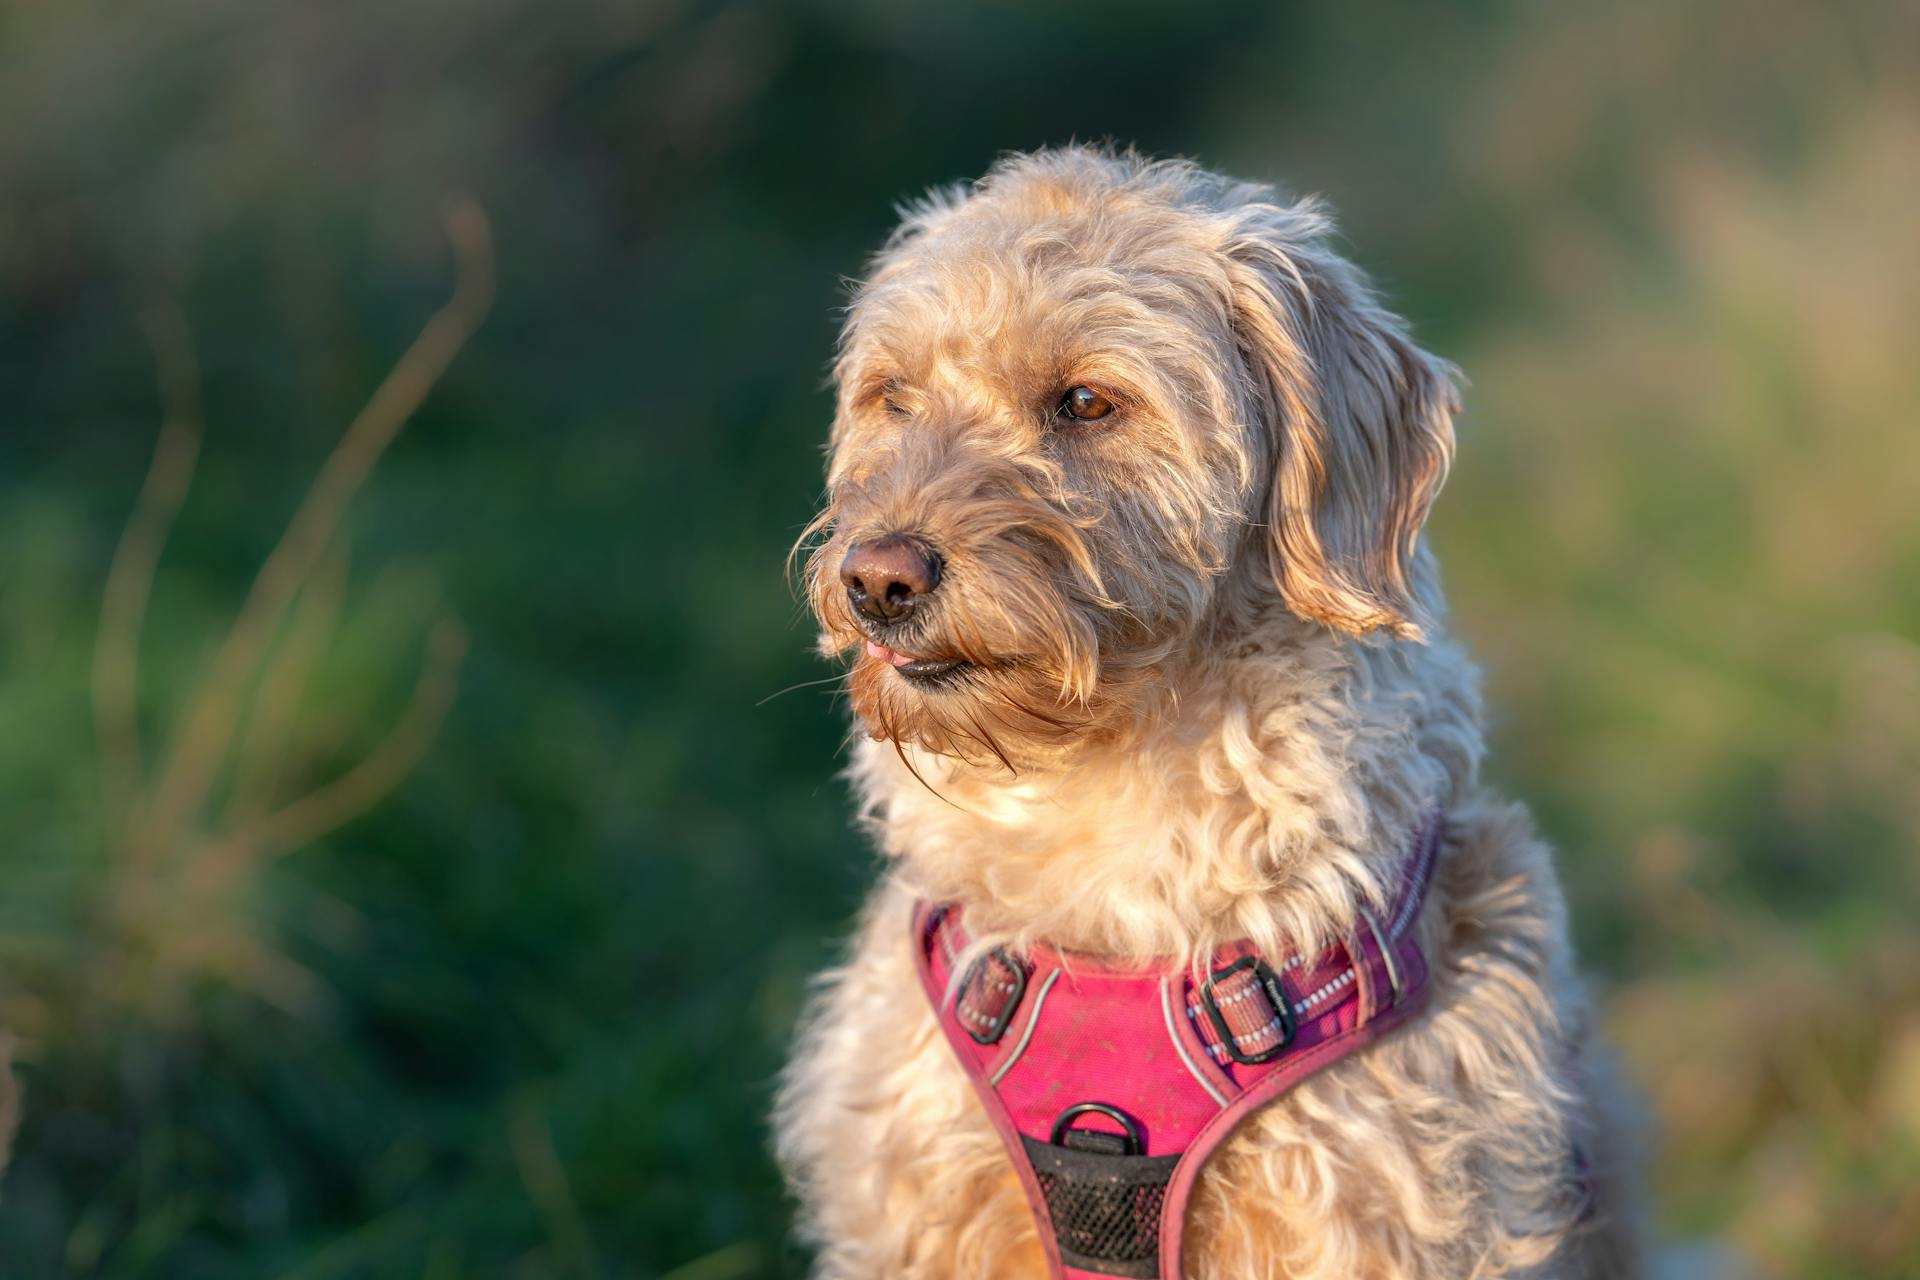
(1049, 1102), (1145, 1155)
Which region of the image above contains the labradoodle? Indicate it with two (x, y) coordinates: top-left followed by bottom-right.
(776, 147), (1641, 1280)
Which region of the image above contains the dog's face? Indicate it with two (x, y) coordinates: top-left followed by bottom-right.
(802, 151), (1458, 766)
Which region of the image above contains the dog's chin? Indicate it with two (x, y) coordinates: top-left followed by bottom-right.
(845, 640), (1098, 768)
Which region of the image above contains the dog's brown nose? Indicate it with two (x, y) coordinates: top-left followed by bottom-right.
(840, 535), (942, 624)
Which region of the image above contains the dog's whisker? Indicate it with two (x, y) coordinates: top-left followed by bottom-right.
(754, 671), (850, 708)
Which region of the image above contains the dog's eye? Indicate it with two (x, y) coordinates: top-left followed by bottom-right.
(878, 380), (910, 416)
(1057, 385), (1114, 422)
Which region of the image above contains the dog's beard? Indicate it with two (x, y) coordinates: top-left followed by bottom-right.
(834, 589), (1105, 769)
(805, 515), (1150, 770)
(843, 645), (1095, 770)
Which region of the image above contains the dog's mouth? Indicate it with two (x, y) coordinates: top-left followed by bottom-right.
(864, 640), (975, 687)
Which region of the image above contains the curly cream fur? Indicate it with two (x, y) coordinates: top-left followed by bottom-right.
(777, 147), (1642, 1278)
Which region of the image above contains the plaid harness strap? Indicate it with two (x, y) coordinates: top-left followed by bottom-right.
(912, 814), (1444, 1280)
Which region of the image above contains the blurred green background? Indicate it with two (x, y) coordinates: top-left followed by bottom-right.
(1, 1), (1915, 1276)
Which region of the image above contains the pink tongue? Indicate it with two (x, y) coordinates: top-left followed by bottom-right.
(866, 640), (914, 668)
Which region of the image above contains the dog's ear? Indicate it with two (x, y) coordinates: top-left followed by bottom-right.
(1224, 200), (1459, 640)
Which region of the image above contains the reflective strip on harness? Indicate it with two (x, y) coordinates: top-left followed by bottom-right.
(912, 812), (1444, 1280)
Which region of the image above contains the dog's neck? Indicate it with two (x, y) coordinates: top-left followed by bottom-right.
(847, 573), (1484, 961)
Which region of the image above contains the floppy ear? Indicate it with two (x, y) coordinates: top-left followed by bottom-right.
(1224, 201), (1459, 640)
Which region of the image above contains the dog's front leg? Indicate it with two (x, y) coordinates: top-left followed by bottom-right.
(776, 882), (1050, 1279)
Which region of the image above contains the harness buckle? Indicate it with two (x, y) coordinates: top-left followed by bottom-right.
(957, 947), (1028, 1045)
(1199, 955), (1295, 1065)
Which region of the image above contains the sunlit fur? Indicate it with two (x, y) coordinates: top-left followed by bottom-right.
(778, 148), (1642, 1278)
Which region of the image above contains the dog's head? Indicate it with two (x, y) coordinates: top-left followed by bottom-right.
(800, 148), (1458, 765)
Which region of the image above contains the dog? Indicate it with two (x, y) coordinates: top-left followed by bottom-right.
(776, 147), (1641, 1279)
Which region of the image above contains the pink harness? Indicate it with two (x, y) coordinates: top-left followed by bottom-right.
(912, 814), (1443, 1280)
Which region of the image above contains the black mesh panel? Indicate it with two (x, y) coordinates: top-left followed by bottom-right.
(1020, 1137), (1183, 1279)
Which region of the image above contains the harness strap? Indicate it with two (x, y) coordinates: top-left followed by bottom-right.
(912, 813), (1444, 1280)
